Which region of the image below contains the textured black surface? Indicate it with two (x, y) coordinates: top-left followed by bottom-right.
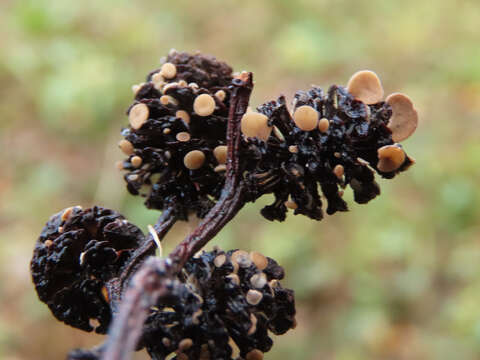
(121, 51), (233, 220)
(30, 206), (150, 333)
(140, 249), (296, 360)
(245, 85), (414, 221)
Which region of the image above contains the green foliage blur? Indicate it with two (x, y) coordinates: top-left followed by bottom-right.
(1, 0), (479, 359)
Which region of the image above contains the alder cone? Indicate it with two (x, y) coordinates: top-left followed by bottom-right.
(140, 249), (296, 360)
(30, 206), (150, 333)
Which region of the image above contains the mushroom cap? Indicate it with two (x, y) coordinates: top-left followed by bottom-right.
(183, 150), (206, 170)
(293, 105), (318, 131)
(346, 70), (384, 104)
(213, 145), (228, 164)
(318, 118), (330, 133)
(241, 112), (272, 141)
(386, 93), (418, 142)
(175, 110), (190, 124)
(377, 144), (406, 172)
(193, 94), (216, 116)
(160, 62), (177, 79)
(118, 139), (134, 156)
(129, 103), (149, 130)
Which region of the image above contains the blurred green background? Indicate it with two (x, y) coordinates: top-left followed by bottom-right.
(1, 0), (479, 359)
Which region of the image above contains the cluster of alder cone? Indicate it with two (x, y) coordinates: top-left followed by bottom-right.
(30, 50), (418, 360)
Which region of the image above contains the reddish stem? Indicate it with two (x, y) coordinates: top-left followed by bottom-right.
(106, 207), (177, 313)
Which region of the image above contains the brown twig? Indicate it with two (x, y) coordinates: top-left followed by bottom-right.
(101, 73), (254, 360)
(106, 207), (178, 313)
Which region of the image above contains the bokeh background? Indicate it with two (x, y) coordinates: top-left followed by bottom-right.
(1, 0), (479, 359)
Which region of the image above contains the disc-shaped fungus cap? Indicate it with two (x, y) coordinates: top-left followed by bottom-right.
(293, 105), (318, 131)
(386, 93), (418, 142)
(346, 70), (384, 104)
(128, 103), (149, 130)
(193, 93), (216, 116)
(184, 150), (206, 170)
(241, 111), (272, 141)
(377, 144), (406, 172)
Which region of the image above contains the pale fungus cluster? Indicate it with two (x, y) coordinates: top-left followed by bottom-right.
(347, 70), (418, 143)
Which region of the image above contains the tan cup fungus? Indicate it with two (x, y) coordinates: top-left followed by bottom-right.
(347, 70), (384, 105)
(193, 94), (216, 116)
(241, 112), (272, 141)
(160, 62), (177, 79)
(129, 103), (149, 130)
(386, 93), (418, 142)
(377, 145), (406, 172)
(118, 139), (134, 156)
(175, 110), (190, 124)
(213, 145), (228, 164)
(176, 132), (191, 142)
(293, 105), (319, 131)
(131, 156), (143, 168)
(318, 118), (330, 133)
(183, 150), (206, 170)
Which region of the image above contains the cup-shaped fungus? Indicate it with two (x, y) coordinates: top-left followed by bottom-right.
(241, 112), (272, 141)
(346, 70), (384, 104)
(386, 93), (418, 142)
(293, 105), (319, 131)
(377, 144), (406, 173)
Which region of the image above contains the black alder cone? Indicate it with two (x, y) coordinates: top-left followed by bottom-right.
(30, 206), (152, 333)
(140, 248), (296, 360)
(119, 50), (234, 220)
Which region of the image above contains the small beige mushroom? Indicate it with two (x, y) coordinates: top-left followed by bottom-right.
(232, 250), (252, 267)
(246, 289), (263, 305)
(213, 145), (228, 164)
(318, 117), (330, 133)
(246, 349), (264, 360)
(215, 89), (226, 102)
(183, 150), (206, 170)
(240, 111), (272, 141)
(193, 94), (216, 116)
(130, 156), (143, 168)
(129, 103), (149, 130)
(160, 95), (178, 106)
(214, 164), (227, 172)
(160, 62), (177, 79)
(249, 251), (268, 270)
(385, 93), (418, 142)
(377, 144), (406, 172)
(347, 70), (384, 104)
(178, 338), (193, 351)
(176, 110), (190, 124)
(293, 105), (319, 131)
(250, 273), (267, 288)
(118, 139), (134, 155)
(176, 132), (191, 142)
(284, 199), (298, 210)
(333, 164), (344, 179)
(214, 254), (226, 267)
